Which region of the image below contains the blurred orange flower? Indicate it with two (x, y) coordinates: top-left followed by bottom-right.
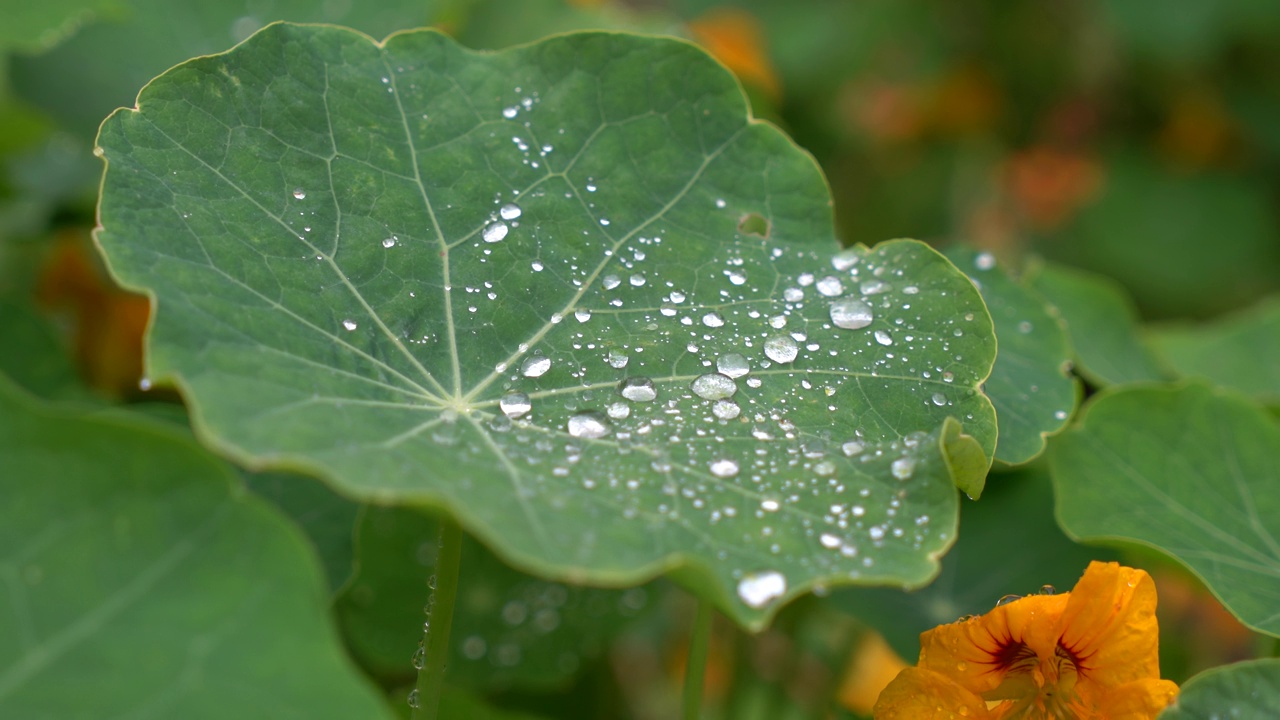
(874, 561), (1178, 719)
(687, 8), (780, 102)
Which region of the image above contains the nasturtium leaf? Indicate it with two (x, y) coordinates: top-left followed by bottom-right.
(1025, 262), (1167, 387)
(1158, 659), (1280, 720)
(944, 247), (1077, 465)
(1052, 382), (1280, 637)
(830, 463), (1112, 660)
(0, 297), (87, 400)
(337, 506), (655, 690)
(1149, 297), (1280, 406)
(95, 24), (997, 627)
(244, 471), (361, 593)
(0, 376), (392, 719)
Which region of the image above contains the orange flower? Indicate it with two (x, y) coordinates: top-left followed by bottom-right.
(874, 562), (1178, 719)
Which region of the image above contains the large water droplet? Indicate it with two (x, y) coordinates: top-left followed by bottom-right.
(736, 570), (787, 608)
(567, 412), (611, 439)
(691, 373), (737, 400)
(618, 377), (657, 402)
(709, 458), (739, 478)
(500, 203), (522, 220)
(716, 353), (751, 378)
(521, 355), (551, 377)
(764, 335), (799, 364)
(829, 298), (874, 329)
(500, 391), (532, 419)
(483, 221), (509, 243)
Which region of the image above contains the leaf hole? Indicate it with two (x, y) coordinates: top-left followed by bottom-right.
(738, 212), (770, 238)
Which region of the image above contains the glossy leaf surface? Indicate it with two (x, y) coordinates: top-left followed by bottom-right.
(1150, 297), (1280, 406)
(95, 24), (997, 626)
(1052, 383), (1280, 636)
(1159, 659), (1280, 720)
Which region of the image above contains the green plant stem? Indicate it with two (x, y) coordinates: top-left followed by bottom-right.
(410, 516), (463, 720)
(682, 599), (714, 720)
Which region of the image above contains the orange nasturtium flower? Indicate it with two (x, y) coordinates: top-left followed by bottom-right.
(874, 561), (1179, 719)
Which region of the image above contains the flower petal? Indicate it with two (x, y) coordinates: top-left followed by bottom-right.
(1059, 561), (1163, 687)
(1092, 677), (1180, 719)
(873, 667), (995, 719)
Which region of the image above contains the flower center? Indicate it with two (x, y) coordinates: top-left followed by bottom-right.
(985, 642), (1088, 719)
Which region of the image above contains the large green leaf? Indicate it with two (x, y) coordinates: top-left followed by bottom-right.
(1025, 262), (1167, 387)
(244, 470), (361, 593)
(944, 247), (1077, 465)
(336, 506), (655, 690)
(1159, 659), (1280, 720)
(0, 376), (392, 719)
(830, 463), (1111, 660)
(95, 24), (997, 627)
(1149, 297), (1280, 406)
(1052, 383), (1280, 637)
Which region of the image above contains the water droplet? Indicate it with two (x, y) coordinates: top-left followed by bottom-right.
(411, 642), (426, 669)
(892, 457), (915, 480)
(715, 198), (727, 208)
(761, 498), (780, 512)
(829, 298), (874, 329)
(607, 349), (629, 369)
(702, 311), (725, 328)
(841, 440), (864, 456)
(716, 353), (751, 378)
(832, 250), (860, 271)
(521, 355), (551, 378)
(619, 377), (657, 402)
(931, 392), (947, 406)
(342, 319), (358, 331)
(726, 270), (747, 286)
(995, 594), (1021, 607)
(764, 335), (799, 364)
(382, 237), (396, 248)
(500, 391), (532, 419)
(407, 689), (420, 709)
(691, 373), (737, 400)
(783, 287), (804, 302)
(1053, 409), (1068, 420)
(502, 106), (518, 119)
(819, 533), (841, 549)
(500, 203), (522, 220)
(567, 412), (611, 439)
(574, 308), (592, 323)
(860, 279), (890, 295)
(1038, 585), (1058, 595)
(874, 330), (893, 346)
(711, 399), (740, 420)
(1018, 320), (1033, 334)
(603, 274), (621, 290)
(629, 273), (645, 287)
(816, 276), (844, 297)
(709, 458), (739, 478)
(975, 252), (996, 271)
(736, 570), (787, 608)
(483, 221), (509, 243)
(292, 188), (306, 199)
(607, 401), (631, 419)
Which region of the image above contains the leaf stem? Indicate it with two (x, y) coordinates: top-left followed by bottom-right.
(682, 599), (715, 720)
(410, 516), (463, 720)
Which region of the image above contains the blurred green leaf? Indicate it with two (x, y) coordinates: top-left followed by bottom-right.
(1149, 297), (1280, 406)
(945, 247), (1077, 465)
(1100, 0), (1280, 66)
(1025, 262), (1167, 387)
(95, 25), (998, 627)
(1052, 383), (1280, 637)
(243, 471), (361, 593)
(830, 463), (1111, 660)
(0, 375), (392, 719)
(1159, 659), (1280, 719)
(439, 687), (554, 720)
(0, 297), (86, 400)
(336, 506), (655, 691)
(0, 0), (114, 53)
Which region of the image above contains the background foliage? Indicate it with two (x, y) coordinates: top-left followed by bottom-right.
(2, 0), (1278, 718)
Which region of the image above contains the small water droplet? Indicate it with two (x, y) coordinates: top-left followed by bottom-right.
(567, 412), (611, 439)
(691, 373), (737, 400)
(619, 377), (657, 402)
(629, 273), (645, 287)
(500, 391), (532, 419)
(995, 594), (1021, 607)
(411, 642), (426, 670)
(483, 221), (509, 243)
(502, 106), (518, 119)
(702, 311), (725, 328)
(931, 392), (947, 406)
(816, 276), (844, 297)
(1038, 585), (1058, 595)
(874, 330), (893, 346)
(829, 298), (874, 329)
(709, 458), (739, 478)
(892, 457), (915, 480)
(832, 249), (860, 271)
(764, 335), (799, 364)
(819, 533), (841, 549)
(607, 401), (631, 419)
(711, 399), (740, 419)
(521, 355), (551, 378)
(783, 287), (804, 302)
(574, 308), (592, 323)
(841, 440), (864, 456)
(716, 353), (751, 378)
(603, 274), (621, 290)
(500, 203), (522, 220)
(736, 570), (786, 608)
(342, 319), (358, 332)
(1018, 320), (1033, 334)
(607, 349), (629, 369)
(292, 188), (306, 199)
(975, 252), (996, 271)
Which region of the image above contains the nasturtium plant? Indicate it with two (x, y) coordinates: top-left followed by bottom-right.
(0, 377), (390, 719)
(1157, 659), (1280, 720)
(95, 23), (996, 627)
(1149, 297), (1280, 406)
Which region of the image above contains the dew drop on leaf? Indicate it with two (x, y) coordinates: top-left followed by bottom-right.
(499, 391), (532, 419)
(708, 458), (739, 478)
(816, 276), (844, 297)
(764, 335), (799, 363)
(292, 188), (306, 199)
(618, 377), (657, 402)
(716, 352), (751, 378)
(711, 399), (741, 420)
(829, 298), (874, 330)
(874, 330), (894, 346)
(520, 355), (551, 377)
(702, 311), (725, 328)
(736, 570), (786, 608)
(483, 221), (509, 243)
(567, 412), (611, 439)
(607, 348), (629, 369)
(691, 373), (737, 400)
(341, 319), (357, 331)
(499, 203), (522, 220)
